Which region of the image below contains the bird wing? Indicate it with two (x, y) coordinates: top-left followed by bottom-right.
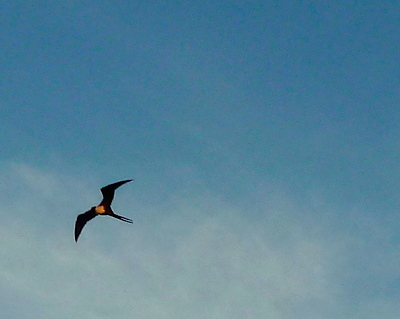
(75, 208), (97, 242)
(100, 179), (132, 206)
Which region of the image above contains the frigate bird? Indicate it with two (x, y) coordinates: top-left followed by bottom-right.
(74, 179), (133, 242)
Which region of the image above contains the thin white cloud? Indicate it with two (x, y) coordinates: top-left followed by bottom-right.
(0, 162), (398, 319)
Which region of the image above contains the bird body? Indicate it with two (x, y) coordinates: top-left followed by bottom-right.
(74, 179), (133, 242)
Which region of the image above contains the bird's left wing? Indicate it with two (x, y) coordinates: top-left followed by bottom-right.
(75, 208), (97, 242)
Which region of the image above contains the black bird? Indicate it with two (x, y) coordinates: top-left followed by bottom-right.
(75, 179), (133, 242)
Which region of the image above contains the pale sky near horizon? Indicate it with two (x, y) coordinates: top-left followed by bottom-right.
(1, 1), (399, 318)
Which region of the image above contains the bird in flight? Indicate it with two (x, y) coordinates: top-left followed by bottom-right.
(75, 179), (133, 242)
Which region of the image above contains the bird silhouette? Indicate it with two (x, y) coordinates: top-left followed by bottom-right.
(75, 179), (133, 242)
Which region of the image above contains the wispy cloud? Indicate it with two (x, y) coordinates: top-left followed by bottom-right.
(0, 162), (398, 318)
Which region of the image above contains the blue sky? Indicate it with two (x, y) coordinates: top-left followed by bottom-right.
(0, 1), (399, 318)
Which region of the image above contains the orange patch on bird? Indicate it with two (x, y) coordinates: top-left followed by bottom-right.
(95, 205), (106, 214)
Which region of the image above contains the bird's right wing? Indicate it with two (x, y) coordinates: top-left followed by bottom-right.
(100, 179), (132, 206)
(75, 208), (97, 242)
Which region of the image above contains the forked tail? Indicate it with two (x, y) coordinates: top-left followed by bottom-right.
(110, 213), (133, 223)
